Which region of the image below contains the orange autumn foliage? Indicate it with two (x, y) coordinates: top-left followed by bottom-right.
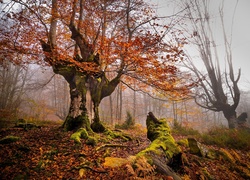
(0, 0), (194, 97)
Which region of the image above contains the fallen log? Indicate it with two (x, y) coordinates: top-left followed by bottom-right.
(102, 112), (183, 179)
(136, 112), (182, 180)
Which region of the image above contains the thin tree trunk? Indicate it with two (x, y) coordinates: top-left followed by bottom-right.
(109, 95), (113, 125)
(119, 83), (122, 121)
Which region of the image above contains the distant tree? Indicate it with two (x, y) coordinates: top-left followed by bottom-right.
(1, 0), (193, 132)
(181, 0), (241, 128)
(0, 60), (29, 118)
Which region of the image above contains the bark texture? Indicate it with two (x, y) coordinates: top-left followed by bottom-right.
(39, 0), (123, 132)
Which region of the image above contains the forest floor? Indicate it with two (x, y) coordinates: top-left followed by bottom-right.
(0, 124), (249, 180)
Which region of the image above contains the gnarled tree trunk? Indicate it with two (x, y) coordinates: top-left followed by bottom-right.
(222, 105), (237, 129)
(55, 65), (121, 132)
(40, 0), (123, 132)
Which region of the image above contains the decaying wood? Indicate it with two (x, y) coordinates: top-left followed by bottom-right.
(148, 112), (161, 124)
(136, 112), (183, 180)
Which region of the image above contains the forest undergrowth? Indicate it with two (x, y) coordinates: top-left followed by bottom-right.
(0, 120), (249, 180)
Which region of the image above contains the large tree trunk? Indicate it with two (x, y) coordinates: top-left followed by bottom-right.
(60, 70), (121, 132)
(40, 0), (124, 132)
(62, 73), (92, 131)
(222, 105), (237, 129)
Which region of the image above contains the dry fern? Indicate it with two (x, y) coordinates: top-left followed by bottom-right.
(134, 156), (156, 179)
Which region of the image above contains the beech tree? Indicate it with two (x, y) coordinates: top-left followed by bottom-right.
(180, 0), (241, 128)
(0, 0), (192, 131)
(0, 59), (28, 115)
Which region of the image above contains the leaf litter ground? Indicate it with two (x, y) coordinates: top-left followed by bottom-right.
(0, 125), (249, 179)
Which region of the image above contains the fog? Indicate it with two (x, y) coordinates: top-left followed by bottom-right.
(152, 0), (250, 90)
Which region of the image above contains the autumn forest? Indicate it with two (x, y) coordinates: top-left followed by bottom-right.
(0, 0), (250, 179)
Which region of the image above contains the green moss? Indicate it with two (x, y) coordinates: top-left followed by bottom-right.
(0, 136), (20, 144)
(177, 138), (189, 147)
(188, 138), (202, 156)
(146, 118), (171, 141)
(103, 129), (130, 141)
(70, 128), (88, 144)
(70, 128), (97, 145)
(138, 134), (181, 159)
(97, 77), (101, 82)
(138, 116), (181, 160)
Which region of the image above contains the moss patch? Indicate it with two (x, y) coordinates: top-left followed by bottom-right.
(104, 129), (131, 141)
(70, 128), (88, 143)
(177, 138), (189, 147)
(70, 128), (97, 145)
(137, 114), (181, 161)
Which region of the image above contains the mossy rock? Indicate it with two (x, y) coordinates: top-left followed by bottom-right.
(103, 157), (129, 168)
(15, 123), (39, 130)
(146, 117), (171, 142)
(0, 136), (20, 144)
(188, 138), (203, 156)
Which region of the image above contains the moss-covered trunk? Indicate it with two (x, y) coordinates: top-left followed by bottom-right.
(137, 112), (182, 179)
(62, 73), (92, 131)
(40, 13), (123, 132)
(60, 71), (121, 132)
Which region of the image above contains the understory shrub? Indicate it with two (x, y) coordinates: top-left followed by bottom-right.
(115, 111), (135, 129)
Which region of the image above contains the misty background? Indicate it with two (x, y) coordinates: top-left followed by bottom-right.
(1, 0), (250, 131)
